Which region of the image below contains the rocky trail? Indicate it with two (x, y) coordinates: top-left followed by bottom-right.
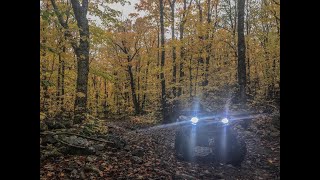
(40, 115), (280, 180)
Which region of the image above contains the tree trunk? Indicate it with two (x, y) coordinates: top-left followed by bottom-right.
(104, 79), (108, 117)
(56, 46), (66, 113)
(92, 75), (99, 116)
(160, 0), (167, 122)
(157, 25), (160, 81)
(195, 57), (200, 96)
(170, 0), (177, 97)
(116, 94), (120, 114)
(128, 64), (140, 115)
(74, 44), (89, 122)
(116, 37), (141, 115)
(137, 57), (141, 105)
(237, 0), (247, 103)
(61, 47), (65, 110)
(196, 0), (207, 90)
(246, 0), (251, 94)
(56, 53), (61, 110)
(203, 0), (211, 86)
(196, 0), (204, 65)
(42, 53), (56, 112)
(142, 59), (150, 111)
(189, 56), (193, 97)
(50, 0), (90, 123)
(178, 0), (187, 97)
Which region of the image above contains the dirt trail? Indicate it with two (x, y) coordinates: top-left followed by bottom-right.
(40, 117), (280, 180)
(105, 118), (280, 180)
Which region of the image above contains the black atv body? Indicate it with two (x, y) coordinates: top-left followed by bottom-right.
(174, 114), (246, 166)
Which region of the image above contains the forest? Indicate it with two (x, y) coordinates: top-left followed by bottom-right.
(40, 0), (280, 179)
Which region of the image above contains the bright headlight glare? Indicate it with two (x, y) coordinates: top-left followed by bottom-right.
(221, 118), (229, 124)
(191, 117), (199, 124)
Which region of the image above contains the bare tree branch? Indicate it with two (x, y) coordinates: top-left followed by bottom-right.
(50, 0), (68, 29)
(50, 0), (78, 50)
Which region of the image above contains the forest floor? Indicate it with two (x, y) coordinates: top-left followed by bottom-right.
(40, 114), (280, 180)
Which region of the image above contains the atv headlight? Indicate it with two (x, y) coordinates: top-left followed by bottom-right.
(221, 118), (229, 124)
(191, 117), (199, 124)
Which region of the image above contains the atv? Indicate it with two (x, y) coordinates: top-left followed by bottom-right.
(174, 112), (247, 166)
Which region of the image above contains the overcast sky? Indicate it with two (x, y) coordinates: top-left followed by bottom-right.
(90, 0), (171, 38)
(109, 0), (141, 19)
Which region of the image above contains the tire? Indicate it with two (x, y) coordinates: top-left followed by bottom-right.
(214, 128), (246, 166)
(175, 129), (193, 161)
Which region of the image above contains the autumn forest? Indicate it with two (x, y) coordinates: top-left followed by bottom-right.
(40, 0), (280, 179)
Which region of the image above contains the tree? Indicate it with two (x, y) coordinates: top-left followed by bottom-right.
(203, 0), (212, 86)
(237, 0), (247, 103)
(178, 0), (193, 97)
(41, 0), (280, 119)
(159, 0), (167, 122)
(168, 0), (177, 97)
(50, 0), (90, 123)
(111, 22), (142, 115)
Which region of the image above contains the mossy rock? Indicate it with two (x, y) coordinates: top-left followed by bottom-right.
(45, 120), (65, 130)
(40, 121), (48, 132)
(40, 148), (63, 161)
(61, 146), (95, 155)
(61, 120), (73, 128)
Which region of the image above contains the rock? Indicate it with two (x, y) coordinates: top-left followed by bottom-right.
(62, 121), (73, 128)
(64, 135), (77, 144)
(174, 171), (196, 180)
(137, 175), (144, 179)
(99, 163), (107, 171)
(94, 144), (105, 151)
(105, 135), (126, 149)
(131, 156), (143, 164)
(40, 121), (48, 132)
(160, 160), (169, 168)
(132, 147), (144, 157)
(269, 126), (278, 132)
(84, 164), (101, 174)
(78, 138), (89, 146)
(204, 170), (210, 175)
(63, 167), (73, 172)
(213, 173), (224, 179)
(227, 164), (234, 168)
(80, 171), (86, 179)
(101, 154), (108, 160)
(189, 169), (196, 173)
(41, 148), (62, 161)
(270, 131), (280, 137)
(86, 156), (96, 162)
(70, 169), (78, 178)
(42, 134), (58, 144)
(178, 115), (188, 121)
(123, 145), (131, 151)
(95, 151), (103, 156)
(53, 121), (66, 129)
(40, 170), (45, 176)
(244, 130), (251, 136)
(88, 147), (96, 153)
(45, 121), (55, 129)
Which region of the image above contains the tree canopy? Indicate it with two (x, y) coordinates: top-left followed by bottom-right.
(40, 0), (280, 120)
